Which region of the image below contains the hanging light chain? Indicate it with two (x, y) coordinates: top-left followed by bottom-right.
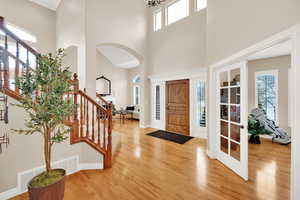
(146, 0), (165, 7)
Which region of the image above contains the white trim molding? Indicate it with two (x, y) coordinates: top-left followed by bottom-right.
(139, 124), (151, 128)
(79, 163), (103, 170)
(149, 70), (207, 138)
(0, 188), (18, 200)
(148, 68), (207, 82)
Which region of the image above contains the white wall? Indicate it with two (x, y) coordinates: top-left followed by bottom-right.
(148, 2), (207, 77)
(0, 0), (56, 54)
(96, 51), (130, 109)
(85, 0), (147, 97)
(207, 0), (300, 65)
(56, 0), (86, 89)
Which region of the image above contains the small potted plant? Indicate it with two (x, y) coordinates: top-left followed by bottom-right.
(14, 49), (76, 200)
(248, 113), (272, 144)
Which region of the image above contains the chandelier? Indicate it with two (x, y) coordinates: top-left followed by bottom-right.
(146, 0), (166, 7)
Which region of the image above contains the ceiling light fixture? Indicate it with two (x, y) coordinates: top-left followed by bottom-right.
(145, 0), (166, 7)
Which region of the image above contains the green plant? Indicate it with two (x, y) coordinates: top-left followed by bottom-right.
(248, 117), (272, 136)
(14, 49), (76, 177)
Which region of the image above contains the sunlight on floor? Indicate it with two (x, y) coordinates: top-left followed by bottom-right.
(196, 147), (207, 188)
(256, 161), (277, 199)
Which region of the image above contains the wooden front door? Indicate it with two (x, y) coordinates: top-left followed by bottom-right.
(166, 79), (190, 135)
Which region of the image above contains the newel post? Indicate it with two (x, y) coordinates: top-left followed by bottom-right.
(104, 102), (113, 169)
(73, 73), (79, 120)
(70, 73), (79, 144)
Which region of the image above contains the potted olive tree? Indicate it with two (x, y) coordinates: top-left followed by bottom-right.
(14, 49), (76, 200)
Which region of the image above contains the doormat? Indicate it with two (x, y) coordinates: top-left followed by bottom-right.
(147, 130), (193, 144)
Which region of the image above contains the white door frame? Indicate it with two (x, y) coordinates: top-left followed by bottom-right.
(208, 24), (300, 200)
(149, 69), (207, 138)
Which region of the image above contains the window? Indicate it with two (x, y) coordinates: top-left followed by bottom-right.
(196, 0), (207, 11)
(133, 85), (140, 105)
(153, 10), (162, 31)
(133, 75), (141, 84)
(155, 85), (161, 120)
(0, 24), (37, 43)
(255, 71), (278, 123)
(166, 0), (189, 25)
(196, 81), (206, 127)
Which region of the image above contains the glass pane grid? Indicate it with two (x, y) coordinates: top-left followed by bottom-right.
(219, 69), (241, 161)
(256, 74), (277, 122)
(220, 135), (240, 144)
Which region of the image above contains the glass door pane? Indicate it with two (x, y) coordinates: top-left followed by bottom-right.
(217, 62), (248, 181)
(229, 68), (241, 161)
(219, 68), (242, 160)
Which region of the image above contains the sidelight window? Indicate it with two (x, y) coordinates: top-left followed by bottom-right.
(255, 70), (278, 123)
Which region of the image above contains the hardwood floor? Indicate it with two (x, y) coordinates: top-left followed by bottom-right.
(11, 120), (290, 200)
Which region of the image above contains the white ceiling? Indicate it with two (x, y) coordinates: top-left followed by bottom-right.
(97, 45), (140, 69)
(248, 40), (292, 61)
(28, 0), (62, 10)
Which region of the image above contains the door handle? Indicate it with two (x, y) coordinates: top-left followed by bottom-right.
(240, 125), (245, 129)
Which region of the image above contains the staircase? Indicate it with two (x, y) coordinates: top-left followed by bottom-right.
(0, 16), (113, 169)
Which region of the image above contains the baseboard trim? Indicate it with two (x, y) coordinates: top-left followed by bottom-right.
(0, 156), (104, 200)
(0, 188), (18, 200)
(79, 163), (103, 170)
(140, 124), (151, 128)
(207, 150), (217, 159)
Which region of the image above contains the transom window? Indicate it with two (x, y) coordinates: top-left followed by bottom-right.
(153, 10), (162, 32)
(196, 0), (207, 11)
(255, 70), (278, 123)
(0, 24), (37, 43)
(166, 0), (189, 25)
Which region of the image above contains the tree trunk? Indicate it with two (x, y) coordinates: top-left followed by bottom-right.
(44, 128), (52, 173)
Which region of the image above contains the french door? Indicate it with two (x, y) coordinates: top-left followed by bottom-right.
(217, 62), (248, 181)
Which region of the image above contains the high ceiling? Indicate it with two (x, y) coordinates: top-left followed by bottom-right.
(28, 0), (62, 10)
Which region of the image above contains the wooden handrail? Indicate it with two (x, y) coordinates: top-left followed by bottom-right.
(79, 91), (108, 113)
(96, 93), (110, 105)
